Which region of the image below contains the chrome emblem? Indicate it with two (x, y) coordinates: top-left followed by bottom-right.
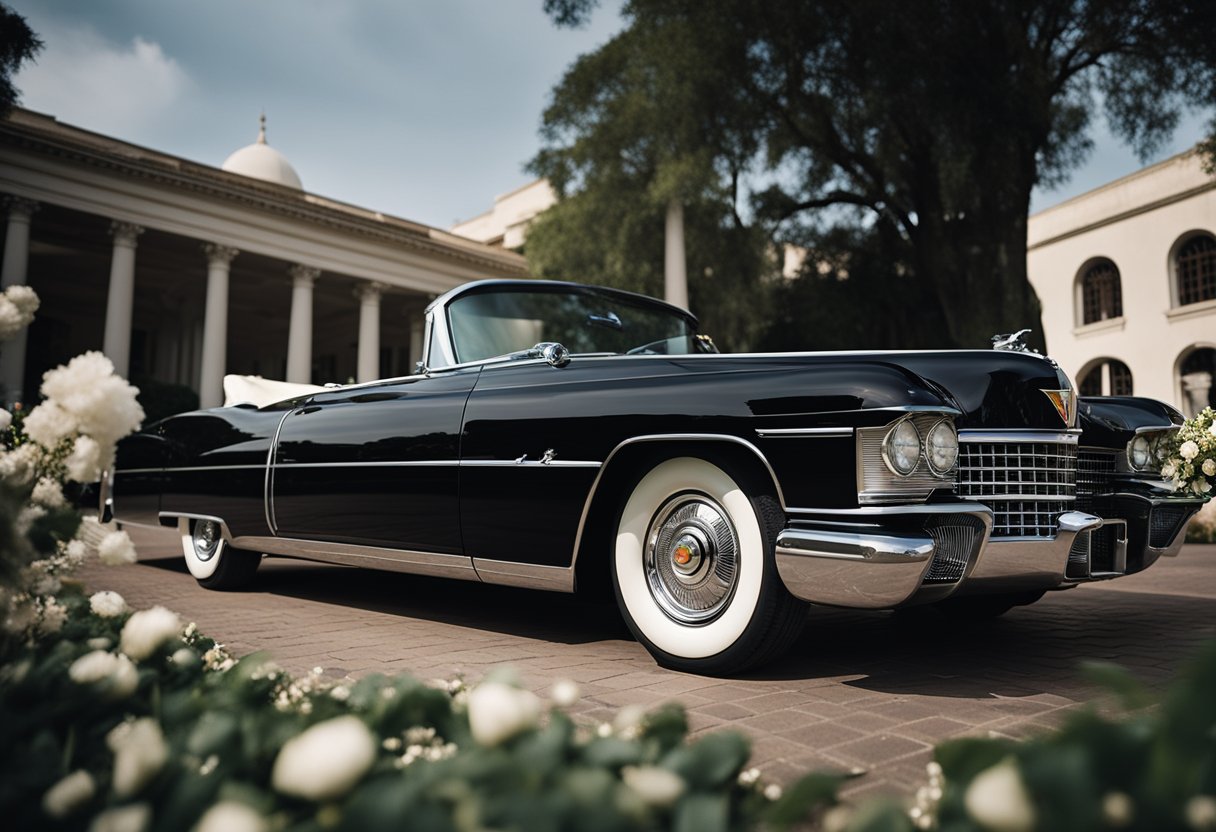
(1042, 389), (1075, 426)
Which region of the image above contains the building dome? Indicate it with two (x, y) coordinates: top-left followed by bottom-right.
(221, 115), (303, 190)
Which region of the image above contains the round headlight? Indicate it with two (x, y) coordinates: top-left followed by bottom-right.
(1129, 435), (1152, 470)
(883, 419), (921, 476)
(926, 420), (959, 475)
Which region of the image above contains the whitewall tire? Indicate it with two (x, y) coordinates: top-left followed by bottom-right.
(179, 517), (261, 590)
(612, 456), (806, 674)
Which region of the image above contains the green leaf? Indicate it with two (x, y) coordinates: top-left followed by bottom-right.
(673, 793), (729, 832)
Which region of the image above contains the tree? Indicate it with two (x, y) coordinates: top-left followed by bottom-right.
(0, 4), (41, 115)
(539, 0), (1216, 351)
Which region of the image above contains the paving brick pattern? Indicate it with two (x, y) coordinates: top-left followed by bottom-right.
(77, 527), (1216, 799)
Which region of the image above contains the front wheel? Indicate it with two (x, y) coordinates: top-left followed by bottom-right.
(612, 456), (806, 675)
(179, 517), (261, 590)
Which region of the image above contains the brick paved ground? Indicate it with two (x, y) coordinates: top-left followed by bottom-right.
(77, 526), (1216, 800)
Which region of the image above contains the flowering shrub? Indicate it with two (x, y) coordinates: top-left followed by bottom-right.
(0, 284), (38, 340)
(1161, 407), (1216, 497)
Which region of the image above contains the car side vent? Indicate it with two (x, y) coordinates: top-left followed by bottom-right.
(921, 514), (987, 584)
(1150, 506), (1191, 549)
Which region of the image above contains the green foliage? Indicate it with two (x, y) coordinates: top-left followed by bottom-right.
(0, 3), (41, 114)
(130, 376), (199, 426)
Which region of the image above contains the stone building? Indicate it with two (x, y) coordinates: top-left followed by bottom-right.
(1028, 148), (1215, 416)
(0, 108), (527, 408)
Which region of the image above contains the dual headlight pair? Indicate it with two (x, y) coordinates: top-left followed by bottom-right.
(1127, 430), (1173, 474)
(882, 418), (959, 477)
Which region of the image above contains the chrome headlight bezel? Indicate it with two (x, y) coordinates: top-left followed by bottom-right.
(1126, 427), (1177, 474)
(881, 418), (922, 477)
(925, 419), (960, 475)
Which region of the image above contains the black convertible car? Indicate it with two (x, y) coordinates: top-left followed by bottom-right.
(108, 279), (1207, 673)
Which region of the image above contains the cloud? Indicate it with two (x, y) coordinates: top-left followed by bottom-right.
(14, 19), (189, 137)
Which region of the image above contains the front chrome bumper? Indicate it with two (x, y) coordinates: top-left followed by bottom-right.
(774, 495), (1203, 608)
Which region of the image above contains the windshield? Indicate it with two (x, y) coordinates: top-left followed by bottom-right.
(446, 286), (699, 364)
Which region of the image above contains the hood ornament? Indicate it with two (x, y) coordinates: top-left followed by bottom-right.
(992, 329), (1033, 352)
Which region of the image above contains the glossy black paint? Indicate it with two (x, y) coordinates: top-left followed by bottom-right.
(113, 347), (1113, 572)
(1078, 396), (1185, 448)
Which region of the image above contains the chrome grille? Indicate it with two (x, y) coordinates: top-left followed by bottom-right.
(1076, 449), (1118, 514)
(922, 514), (987, 583)
(1150, 506), (1190, 548)
(957, 436), (1077, 537)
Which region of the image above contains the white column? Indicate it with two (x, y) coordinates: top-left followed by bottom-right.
(356, 282), (386, 383)
(102, 221), (145, 377)
(199, 243), (239, 408)
(664, 199), (688, 310)
(0, 197), (37, 402)
(286, 264), (319, 383)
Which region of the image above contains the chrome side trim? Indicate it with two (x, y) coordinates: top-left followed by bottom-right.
(473, 559), (575, 592)
(959, 430), (1080, 444)
(1133, 424), (1180, 435)
(154, 459), (602, 471)
(266, 409), (293, 535)
(274, 460), (461, 468)
(755, 427), (853, 438)
(118, 465), (260, 475)
(229, 535), (478, 581)
(569, 433), (786, 577)
(787, 503), (989, 517)
(461, 459), (602, 469)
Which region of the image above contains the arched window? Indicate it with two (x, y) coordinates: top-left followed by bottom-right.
(1080, 260), (1122, 324)
(1077, 359), (1133, 397)
(1178, 347), (1216, 416)
(1176, 234), (1216, 306)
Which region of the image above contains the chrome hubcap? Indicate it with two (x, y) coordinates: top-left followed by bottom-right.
(192, 520), (221, 562)
(645, 494), (739, 625)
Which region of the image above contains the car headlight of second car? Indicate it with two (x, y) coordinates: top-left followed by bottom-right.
(882, 419), (922, 476)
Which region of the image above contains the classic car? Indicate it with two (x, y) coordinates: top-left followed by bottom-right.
(107, 279), (1208, 674)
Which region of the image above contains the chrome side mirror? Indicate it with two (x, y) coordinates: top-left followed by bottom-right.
(528, 342), (571, 367)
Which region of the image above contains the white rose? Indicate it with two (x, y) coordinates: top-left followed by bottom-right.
(0, 408), (11, 431)
(0, 443), (38, 485)
(66, 435), (103, 483)
(1195, 478), (1213, 495)
(1181, 440), (1201, 461)
(22, 400), (76, 447)
(88, 802), (150, 832)
(107, 718), (168, 798)
(42, 769), (95, 819)
(621, 765), (686, 807)
(1204, 459), (1216, 477)
(69, 650), (139, 700)
(171, 647), (197, 668)
(90, 590), (128, 618)
(37, 598), (67, 634)
(194, 801), (267, 832)
(39, 351), (144, 448)
(64, 538), (87, 566)
(271, 715), (376, 801)
(550, 679), (580, 707)
(1188, 795), (1216, 831)
(467, 681), (540, 746)
(7, 284), (39, 316)
(31, 476), (65, 508)
(1102, 791), (1133, 827)
(87, 637), (112, 650)
(1162, 461), (1177, 478)
(964, 757), (1036, 832)
(98, 530), (138, 566)
(1210, 422), (1216, 438)
(120, 606), (181, 661)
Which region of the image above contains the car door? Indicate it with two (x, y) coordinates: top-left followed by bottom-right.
(270, 368), (480, 554)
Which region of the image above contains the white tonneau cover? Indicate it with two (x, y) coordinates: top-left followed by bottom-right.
(221, 375), (328, 409)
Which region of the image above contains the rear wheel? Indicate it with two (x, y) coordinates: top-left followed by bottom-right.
(179, 517), (261, 590)
(611, 456), (806, 675)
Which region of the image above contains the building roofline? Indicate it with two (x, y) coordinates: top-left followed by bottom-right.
(1030, 145), (1203, 220)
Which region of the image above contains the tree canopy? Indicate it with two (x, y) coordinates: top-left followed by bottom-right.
(534, 0), (1216, 351)
(0, 4), (41, 115)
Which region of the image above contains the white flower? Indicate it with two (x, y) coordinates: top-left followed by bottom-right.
(738, 767), (761, 786)
(194, 801), (267, 832)
(17, 503), (45, 534)
(1210, 422), (1216, 438)
(90, 590), (128, 618)
(271, 715), (377, 801)
(98, 530), (138, 566)
(1194, 479), (1213, 495)
(0, 408), (11, 431)
(551, 679), (580, 707)
(69, 650), (139, 700)
(39, 351), (144, 451)
(1204, 459), (1216, 477)
(0, 286), (37, 340)
(467, 681), (540, 746)
(171, 647), (197, 668)
(1181, 440), (1201, 461)
(1162, 461), (1178, 478)
(107, 718), (168, 798)
(64, 538), (87, 566)
(7, 284), (39, 316)
(87, 637), (112, 650)
(1102, 792), (1133, 827)
(88, 802), (150, 832)
(120, 606), (181, 661)
(66, 435), (103, 483)
(613, 704), (646, 737)
(1188, 795), (1216, 831)
(621, 765), (686, 807)
(0, 443), (38, 485)
(42, 769), (95, 819)
(764, 783), (783, 801)
(964, 757), (1036, 832)
(823, 805), (855, 832)
(31, 476), (65, 508)
(37, 598), (67, 634)
(22, 400), (76, 447)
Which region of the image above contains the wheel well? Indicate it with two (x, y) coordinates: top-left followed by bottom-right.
(573, 439), (782, 599)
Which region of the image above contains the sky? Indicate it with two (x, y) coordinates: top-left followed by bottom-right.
(8, 0), (1212, 229)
